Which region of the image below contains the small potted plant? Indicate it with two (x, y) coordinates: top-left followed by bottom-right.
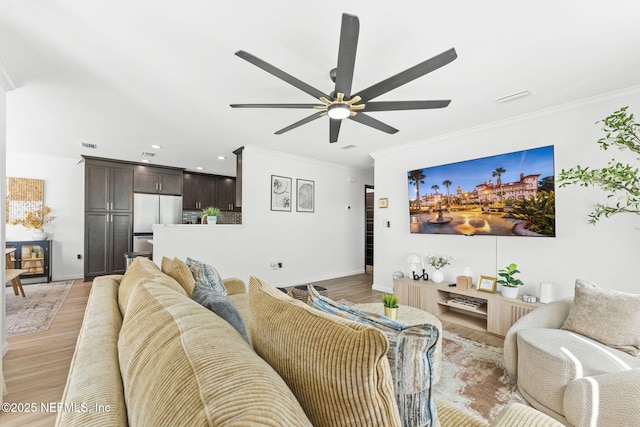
(381, 293), (399, 320)
(201, 206), (221, 225)
(497, 262), (524, 299)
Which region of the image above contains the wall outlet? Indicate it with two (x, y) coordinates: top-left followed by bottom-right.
(270, 261), (283, 270)
(77, 254), (82, 260)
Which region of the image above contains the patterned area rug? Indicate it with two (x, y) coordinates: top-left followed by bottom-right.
(5, 281), (74, 336)
(433, 330), (527, 423)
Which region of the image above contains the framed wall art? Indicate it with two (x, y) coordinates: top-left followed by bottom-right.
(271, 175), (291, 212)
(378, 198), (389, 208)
(296, 179), (314, 213)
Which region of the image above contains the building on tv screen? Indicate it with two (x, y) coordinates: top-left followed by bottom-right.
(407, 145), (555, 237)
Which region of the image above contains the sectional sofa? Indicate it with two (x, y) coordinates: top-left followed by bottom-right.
(56, 257), (562, 427)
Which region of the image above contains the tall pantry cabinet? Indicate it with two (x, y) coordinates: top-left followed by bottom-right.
(84, 158), (133, 280)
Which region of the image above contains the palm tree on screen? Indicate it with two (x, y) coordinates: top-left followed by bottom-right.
(408, 170), (426, 210)
(442, 179), (452, 206)
(492, 167), (506, 204)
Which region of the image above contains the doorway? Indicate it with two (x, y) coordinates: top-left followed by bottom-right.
(365, 185), (374, 271)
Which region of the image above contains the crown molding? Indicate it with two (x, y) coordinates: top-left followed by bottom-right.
(0, 55), (18, 92)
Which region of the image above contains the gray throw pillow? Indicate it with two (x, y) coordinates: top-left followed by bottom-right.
(561, 279), (640, 356)
(192, 283), (249, 342)
(186, 257), (228, 296)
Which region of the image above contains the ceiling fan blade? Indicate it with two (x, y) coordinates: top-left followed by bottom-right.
(329, 118), (342, 143)
(230, 103), (318, 109)
(235, 50), (330, 100)
(364, 100), (451, 111)
(274, 111), (324, 135)
(334, 13), (359, 98)
(348, 113), (399, 134)
(353, 48), (457, 102)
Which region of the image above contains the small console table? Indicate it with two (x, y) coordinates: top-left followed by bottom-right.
(5, 240), (52, 283)
(394, 277), (541, 337)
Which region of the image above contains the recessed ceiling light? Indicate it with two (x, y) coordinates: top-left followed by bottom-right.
(196, 166), (204, 171)
(150, 144), (163, 149)
(217, 156), (226, 160)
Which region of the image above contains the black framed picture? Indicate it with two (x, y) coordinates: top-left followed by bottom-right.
(271, 175), (291, 211)
(296, 179), (314, 212)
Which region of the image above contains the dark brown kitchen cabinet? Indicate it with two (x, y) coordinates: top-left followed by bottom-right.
(183, 172), (215, 210)
(216, 176), (236, 211)
(85, 164), (133, 212)
(85, 211), (132, 279)
(183, 172), (236, 211)
(84, 158), (134, 281)
(133, 166), (183, 195)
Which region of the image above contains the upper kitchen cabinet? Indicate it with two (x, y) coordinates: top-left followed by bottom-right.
(85, 160), (133, 212)
(183, 172), (236, 211)
(216, 176), (236, 211)
(133, 166), (183, 195)
(183, 172), (215, 210)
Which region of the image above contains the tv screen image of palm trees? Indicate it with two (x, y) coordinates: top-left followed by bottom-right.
(407, 145), (555, 237)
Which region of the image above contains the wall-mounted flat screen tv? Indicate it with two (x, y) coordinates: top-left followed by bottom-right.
(408, 145), (555, 237)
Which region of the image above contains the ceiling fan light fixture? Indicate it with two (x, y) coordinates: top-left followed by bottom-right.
(327, 103), (351, 120)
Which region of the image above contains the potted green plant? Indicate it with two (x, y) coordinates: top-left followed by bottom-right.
(381, 293), (399, 320)
(497, 263), (524, 299)
(201, 206), (221, 225)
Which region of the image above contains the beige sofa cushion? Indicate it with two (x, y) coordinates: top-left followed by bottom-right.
(561, 279), (640, 356)
(161, 256), (196, 296)
(118, 280), (311, 427)
(248, 275), (401, 427)
(118, 257), (186, 315)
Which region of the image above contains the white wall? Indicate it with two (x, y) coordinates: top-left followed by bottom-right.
(5, 153), (85, 281)
(153, 145), (374, 287)
(371, 86), (640, 299)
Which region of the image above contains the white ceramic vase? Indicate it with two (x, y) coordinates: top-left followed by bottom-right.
(432, 269), (444, 283)
(501, 285), (519, 299)
(206, 215), (217, 224)
(32, 228), (47, 240)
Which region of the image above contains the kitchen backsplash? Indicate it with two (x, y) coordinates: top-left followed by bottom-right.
(182, 210), (242, 225)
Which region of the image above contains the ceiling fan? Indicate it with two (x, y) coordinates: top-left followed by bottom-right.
(230, 13), (457, 143)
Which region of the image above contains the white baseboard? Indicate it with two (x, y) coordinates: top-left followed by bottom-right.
(372, 283), (394, 293)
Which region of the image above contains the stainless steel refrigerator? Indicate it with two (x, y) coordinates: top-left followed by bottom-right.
(133, 193), (182, 253)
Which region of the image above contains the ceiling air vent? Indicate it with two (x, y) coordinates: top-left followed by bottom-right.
(80, 142), (98, 149)
(341, 144), (357, 150)
(140, 152), (156, 157)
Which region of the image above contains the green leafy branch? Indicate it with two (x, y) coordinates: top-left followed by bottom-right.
(559, 106), (640, 224)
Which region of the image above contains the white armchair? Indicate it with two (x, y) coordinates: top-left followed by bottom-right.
(504, 299), (640, 427)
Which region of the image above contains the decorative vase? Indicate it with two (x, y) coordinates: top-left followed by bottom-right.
(501, 286), (519, 299)
(32, 228), (47, 240)
(383, 306), (398, 320)
(432, 269), (444, 284)
(207, 215), (218, 224)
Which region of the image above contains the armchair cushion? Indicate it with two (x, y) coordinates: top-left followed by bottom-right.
(308, 285), (438, 427)
(561, 279), (640, 356)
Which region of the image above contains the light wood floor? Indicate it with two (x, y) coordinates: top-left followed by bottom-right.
(1, 271), (503, 426)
